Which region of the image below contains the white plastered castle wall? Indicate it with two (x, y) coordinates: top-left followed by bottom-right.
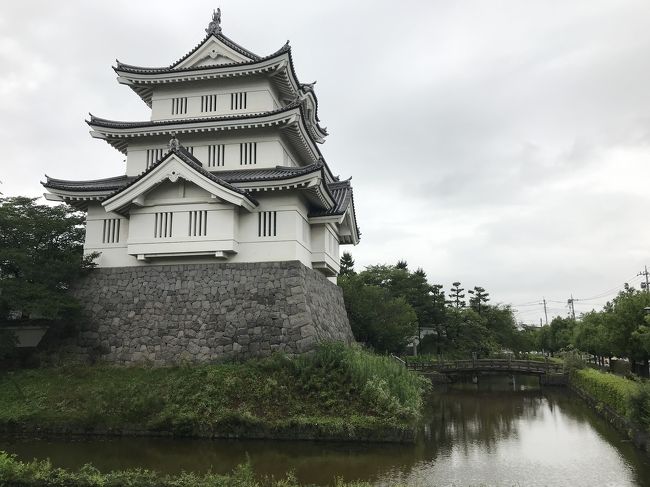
(83, 182), (338, 271)
(126, 131), (299, 176)
(150, 77), (281, 121)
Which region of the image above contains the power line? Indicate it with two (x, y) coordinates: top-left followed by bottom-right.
(511, 271), (644, 313)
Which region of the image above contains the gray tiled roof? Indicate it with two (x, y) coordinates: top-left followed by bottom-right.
(216, 163), (323, 183)
(114, 38), (287, 75)
(170, 32), (263, 65)
(309, 179), (360, 238)
(114, 38), (322, 123)
(43, 164), (333, 193)
(88, 100), (303, 130)
(310, 180), (352, 216)
(43, 174), (134, 192)
(103, 146), (258, 205)
(43, 161), (353, 218)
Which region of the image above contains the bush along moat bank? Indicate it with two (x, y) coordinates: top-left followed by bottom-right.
(570, 367), (650, 453)
(0, 343), (429, 443)
(0, 453), (375, 487)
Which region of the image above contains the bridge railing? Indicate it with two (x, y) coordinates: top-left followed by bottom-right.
(405, 358), (565, 375)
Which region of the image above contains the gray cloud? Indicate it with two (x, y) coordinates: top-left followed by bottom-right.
(2, 0), (650, 324)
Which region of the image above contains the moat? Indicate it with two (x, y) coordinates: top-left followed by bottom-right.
(3, 376), (650, 486)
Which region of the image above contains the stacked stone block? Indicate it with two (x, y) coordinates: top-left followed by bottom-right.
(51, 261), (353, 365)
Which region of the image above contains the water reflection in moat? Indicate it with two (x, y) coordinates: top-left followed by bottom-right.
(3, 376), (650, 486)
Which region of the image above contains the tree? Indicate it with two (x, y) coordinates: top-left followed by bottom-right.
(338, 274), (417, 353)
(573, 311), (611, 365)
(447, 282), (466, 309)
(545, 316), (574, 355)
(468, 286), (490, 315)
(339, 263), (442, 353)
(482, 304), (518, 351)
(339, 251), (356, 276)
(605, 287), (650, 374)
(0, 197), (97, 322)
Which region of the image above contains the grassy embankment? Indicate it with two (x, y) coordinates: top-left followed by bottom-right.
(0, 452), (376, 487)
(0, 343), (429, 442)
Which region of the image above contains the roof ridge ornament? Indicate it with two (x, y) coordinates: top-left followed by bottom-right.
(206, 8), (222, 35)
(169, 132), (180, 150)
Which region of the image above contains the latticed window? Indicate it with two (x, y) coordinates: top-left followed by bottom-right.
(102, 219), (120, 243)
(258, 211), (277, 237)
(154, 212), (173, 238)
(230, 92), (247, 110)
(171, 97), (188, 115)
(240, 142), (257, 165)
(201, 94), (217, 112)
(188, 210), (207, 237)
(208, 144), (225, 167)
(146, 148), (164, 169)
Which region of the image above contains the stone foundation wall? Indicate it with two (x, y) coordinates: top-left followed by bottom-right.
(46, 261), (354, 365)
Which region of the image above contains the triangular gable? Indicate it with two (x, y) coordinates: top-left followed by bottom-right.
(103, 151), (257, 214)
(174, 36), (254, 69)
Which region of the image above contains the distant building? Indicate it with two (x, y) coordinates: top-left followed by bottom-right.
(43, 10), (359, 280)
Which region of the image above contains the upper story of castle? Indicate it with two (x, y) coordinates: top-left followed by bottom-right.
(89, 10), (330, 176)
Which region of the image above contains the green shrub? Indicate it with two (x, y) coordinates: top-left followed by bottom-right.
(572, 368), (638, 417)
(296, 343), (430, 420)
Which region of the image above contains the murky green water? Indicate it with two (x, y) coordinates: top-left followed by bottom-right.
(2, 376), (650, 486)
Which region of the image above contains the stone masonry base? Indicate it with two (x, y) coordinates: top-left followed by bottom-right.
(46, 261), (354, 365)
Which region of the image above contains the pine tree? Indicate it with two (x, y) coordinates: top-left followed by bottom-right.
(339, 251), (356, 276)
(447, 282), (466, 309)
(468, 286), (490, 314)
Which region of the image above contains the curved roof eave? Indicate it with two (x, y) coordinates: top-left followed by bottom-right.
(87, 102), (334, 179)
(114, 43), (323, 124)
(103, 145), (258, 211)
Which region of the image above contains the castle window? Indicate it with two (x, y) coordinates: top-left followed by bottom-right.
(154, 212), (173, 238)
(239, 142), (257, 165)
(186, 146), (194, 155)
(171, 97), (188, 115)
(258, 211), (277, 237)
(188, 210), (207, 237)
(102, 218), (120, 244)
(146, 148), (164, 169)
(230, 92), (247, 110)
(208, 144), (225, 167)
(201, 94), (217, 113)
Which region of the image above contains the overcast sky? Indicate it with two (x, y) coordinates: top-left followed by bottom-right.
(2, 0), (650, 324)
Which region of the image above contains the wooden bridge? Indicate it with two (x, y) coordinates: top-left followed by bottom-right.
(399, 358), (566, 377)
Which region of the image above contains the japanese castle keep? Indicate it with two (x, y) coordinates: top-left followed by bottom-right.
(41, 10), (359, 364)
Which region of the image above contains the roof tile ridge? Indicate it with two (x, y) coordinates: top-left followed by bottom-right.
(215, 32), (262, 61)
(115, 32), (262, 74)
(328, 179), (352, 188)
(114, 47), (289, 75)
(102, 145), (256, 205)
(172, 146), (255, 200)
(45, 174), (129, 184)
(114, 60), (171, 72)
(169, 33), (213, 68)
(88, 102), (304, 128)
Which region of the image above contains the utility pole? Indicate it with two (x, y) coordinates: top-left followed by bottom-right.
(543, 297), (548, 326)
(567, 295), (576, 321)
(639, 266), (650, 293)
